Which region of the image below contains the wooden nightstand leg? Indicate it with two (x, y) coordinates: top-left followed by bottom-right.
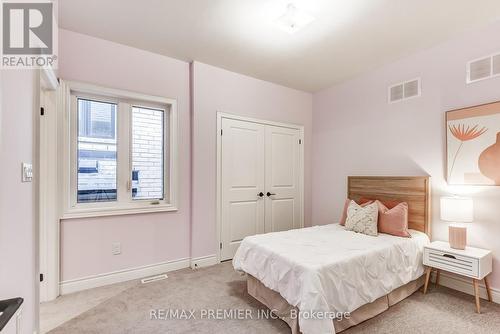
(473, 279), (481, 313)
(484, 276), (493, 302)
(435, 269), (440, 287)
(424, 267), (432, 294)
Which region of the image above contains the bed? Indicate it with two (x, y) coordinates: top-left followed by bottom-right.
(233, 176), (431, 334)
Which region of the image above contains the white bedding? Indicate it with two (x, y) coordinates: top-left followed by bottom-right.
(233, 224), (430, 334)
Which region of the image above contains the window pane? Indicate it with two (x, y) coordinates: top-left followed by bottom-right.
(131, 106), (164, 200)
(78, 99), (116, 139)
(77, 99), (117, 203)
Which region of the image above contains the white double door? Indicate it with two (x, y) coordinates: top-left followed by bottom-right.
(220, 117), (303, 260)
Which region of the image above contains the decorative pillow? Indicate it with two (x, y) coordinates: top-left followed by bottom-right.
(376, 201), (411, 238)
(345, 201), (378, 236)
(339, 199), (374, 225)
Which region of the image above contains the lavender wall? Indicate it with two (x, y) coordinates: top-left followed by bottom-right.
(59, 30), (191, 281)
(312, 21), (500, 290)
(0, 70), (37, 334)
(191, 62), (313, 258)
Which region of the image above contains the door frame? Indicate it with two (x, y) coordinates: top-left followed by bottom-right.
(215, 112), (305, 262)
(38, 68), (59, 302)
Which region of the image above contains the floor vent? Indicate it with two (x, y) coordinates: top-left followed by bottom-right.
(141, 274), (168, 284)
(388, 78), (421, 103)
(467, 52), (500, 83)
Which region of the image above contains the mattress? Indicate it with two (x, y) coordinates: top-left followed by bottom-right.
(233, 224), (430, 334)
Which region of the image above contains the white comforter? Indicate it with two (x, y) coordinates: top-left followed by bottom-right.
(233, 224), (430, 334)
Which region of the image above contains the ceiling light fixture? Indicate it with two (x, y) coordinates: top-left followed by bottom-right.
(274, 4), (315, 34)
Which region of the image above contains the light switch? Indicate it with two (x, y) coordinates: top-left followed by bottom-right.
(22, 163), (33, 182)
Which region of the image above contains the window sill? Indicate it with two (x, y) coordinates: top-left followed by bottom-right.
(61, 204), (178, 220)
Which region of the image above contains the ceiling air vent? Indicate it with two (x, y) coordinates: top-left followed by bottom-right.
(467, 52), (500, 83)
(388, 78), (420, 103)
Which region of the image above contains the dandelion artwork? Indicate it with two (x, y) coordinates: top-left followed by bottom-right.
(446, 101), (500, 185)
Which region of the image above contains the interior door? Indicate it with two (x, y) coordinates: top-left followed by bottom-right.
(264, 125), (301, 233)
(221, 118), (266, 260)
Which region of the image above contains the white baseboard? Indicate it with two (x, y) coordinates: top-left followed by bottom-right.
(190, 255), (218, 269)
(435, 272), (500, 304)
(60, 258), (190, 295)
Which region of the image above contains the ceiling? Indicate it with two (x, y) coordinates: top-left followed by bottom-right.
(59, 0), (500, 92)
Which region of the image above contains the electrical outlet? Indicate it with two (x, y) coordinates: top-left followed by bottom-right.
(112, 242), (121, 255)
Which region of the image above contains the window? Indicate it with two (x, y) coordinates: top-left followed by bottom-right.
(131, 106), (165, 200)
(63, 82), (177, 218)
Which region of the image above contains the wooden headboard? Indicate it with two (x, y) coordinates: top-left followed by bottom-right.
(347, 176), (431, 237)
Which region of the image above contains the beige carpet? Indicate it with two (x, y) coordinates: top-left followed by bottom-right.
(40, 279), (137, 333)
(49, 262), (500, 334)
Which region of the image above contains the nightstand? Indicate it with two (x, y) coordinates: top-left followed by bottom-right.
(423, 241), (493, 313)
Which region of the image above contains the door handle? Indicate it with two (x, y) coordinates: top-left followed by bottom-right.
(266, 192), (276, 197)
(258, 192), (264, 197)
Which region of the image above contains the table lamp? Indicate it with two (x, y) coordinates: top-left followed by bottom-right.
(440, 196), (473, 250)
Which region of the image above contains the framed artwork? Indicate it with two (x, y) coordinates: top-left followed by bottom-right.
(446, 101), (500, 185)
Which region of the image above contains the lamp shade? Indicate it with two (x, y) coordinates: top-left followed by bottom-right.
(440, 196), (473, 223)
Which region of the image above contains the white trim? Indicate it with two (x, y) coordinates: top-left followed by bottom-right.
(190, 255), (218, 269)
(215, 112), (305, 262)
(436, 272), (500, 304)
(40, 67), (58, 91)
(38, 70), (60, 303)
(216, 114), (223, 263)
(60, 80), (179, 218)
(168, 99), (179, 215)
(217, 112), (305, 130)
(61, 204), (179, 219)
(60, 258), (190, 295)
(65, 80), (174, 105)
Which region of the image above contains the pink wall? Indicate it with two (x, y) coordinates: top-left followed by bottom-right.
(191, 62), (313, 258)
(58, 32), (313, 279)
(59, 30), (191, 280)
(312, 21), (500, 290)
(0, 70), (37, 334)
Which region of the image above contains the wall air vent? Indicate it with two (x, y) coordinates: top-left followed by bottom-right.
(388, 78), (421, 103)
(467, 52), (500, 83)
(493, 54), (500, 76)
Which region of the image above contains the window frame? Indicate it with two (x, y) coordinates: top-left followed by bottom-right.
(62, 81), (178, 218)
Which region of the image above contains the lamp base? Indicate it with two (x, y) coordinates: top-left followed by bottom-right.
(449, 225), (467, 250)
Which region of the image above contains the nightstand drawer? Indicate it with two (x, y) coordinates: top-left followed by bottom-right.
(424, 248), (479, 277)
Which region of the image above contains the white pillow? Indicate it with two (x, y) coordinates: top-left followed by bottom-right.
(345, 200), (378, 236)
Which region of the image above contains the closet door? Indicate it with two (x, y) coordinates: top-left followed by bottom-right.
(264, 125), (301, 233)
(220, 118), (266, 260)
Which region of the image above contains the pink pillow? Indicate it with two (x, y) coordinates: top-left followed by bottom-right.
(339, 199), (373, 225)
(375, 200), (411, 238)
